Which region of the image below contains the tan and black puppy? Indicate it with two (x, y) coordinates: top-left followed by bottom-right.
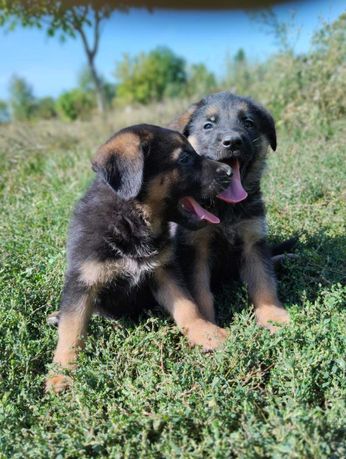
(46, 124), (232, 393)
(170, 92), (290, 332)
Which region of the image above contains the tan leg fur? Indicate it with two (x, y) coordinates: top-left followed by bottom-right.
(239, 218), (290, 333)
(46, 295), (93, 393)
(153, 266), (227, 351)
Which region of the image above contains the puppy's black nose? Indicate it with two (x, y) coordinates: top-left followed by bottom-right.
(216, 163), (232, 177)
(222, 134), (242, 149)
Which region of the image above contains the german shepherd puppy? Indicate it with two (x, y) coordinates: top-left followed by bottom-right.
(46, 124), (232, 393)
(169, 92), (290, 332)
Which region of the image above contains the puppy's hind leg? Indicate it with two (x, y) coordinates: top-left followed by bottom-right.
(241, 239), (290, 333)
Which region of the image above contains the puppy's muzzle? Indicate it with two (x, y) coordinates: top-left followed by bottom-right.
(202, 159), (232, 196)
(220, 132), (244, 159)
(216, 162), (232, 178)
(222, 133), (242, 150)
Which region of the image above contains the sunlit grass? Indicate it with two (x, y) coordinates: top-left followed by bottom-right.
(0, 110), (345, 458)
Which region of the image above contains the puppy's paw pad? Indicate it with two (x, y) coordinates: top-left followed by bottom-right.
(187, 320), (228, 351)
(45, 374), (72, 394)
(256, 306), (290, 334)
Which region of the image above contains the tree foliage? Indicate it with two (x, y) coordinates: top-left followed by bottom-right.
(56, 88), (95, 121)
(224, 12), (346, 130)
(8, 75), (36, 121)
(185, 63), (217, 98)
(248, 8), (299, 53)
(115, 47), (187, 104)
(224, 48), (252, 94)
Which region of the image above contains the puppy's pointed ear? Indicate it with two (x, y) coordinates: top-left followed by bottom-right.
(92, 130), (145, 199)
(169, 102), (202, 136)
(254, 104), (277, 151)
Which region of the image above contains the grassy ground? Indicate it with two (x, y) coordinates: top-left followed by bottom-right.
(0, 109), (345, 458)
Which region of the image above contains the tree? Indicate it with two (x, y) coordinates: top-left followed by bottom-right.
(224, 49), (252, 94)
(115, 47), (187, 104)
(185, 63), (217, 98)
(78, 65), (115, 107)
(0, 1), (126, 114)
(248, 9), (298, 54)
(8, 75), (36, 121)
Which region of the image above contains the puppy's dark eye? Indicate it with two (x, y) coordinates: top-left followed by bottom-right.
(178, 152), (194, 166)
(244, 118), (255, 128)
(203, 122), (213, 130)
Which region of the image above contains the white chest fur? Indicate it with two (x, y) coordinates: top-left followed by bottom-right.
(79, 248), (172, 288)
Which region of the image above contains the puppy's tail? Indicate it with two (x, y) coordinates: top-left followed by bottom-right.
(271, 237), (298, 256)
(271, 237), (299, 266)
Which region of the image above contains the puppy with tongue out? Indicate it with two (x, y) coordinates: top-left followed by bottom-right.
(170, 91), (291, 334)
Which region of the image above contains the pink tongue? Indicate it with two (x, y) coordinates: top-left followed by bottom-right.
(180, 196), (220, 224)
(217, 159), (248, 204)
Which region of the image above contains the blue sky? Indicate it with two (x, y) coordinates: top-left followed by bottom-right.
(0, 0), (344, 100)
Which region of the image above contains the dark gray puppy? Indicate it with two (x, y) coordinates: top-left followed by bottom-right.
(170, 91), (290, 332)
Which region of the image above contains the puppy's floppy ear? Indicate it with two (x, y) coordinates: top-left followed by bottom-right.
(254, 103), (277, 151)
(92, 130), (146, 199)
(169, 101), (202, 137)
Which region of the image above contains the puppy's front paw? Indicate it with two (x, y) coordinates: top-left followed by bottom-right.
(255, 305), (290, 333)
(186, 319), (228, 351)
(45, 374), (73, 394)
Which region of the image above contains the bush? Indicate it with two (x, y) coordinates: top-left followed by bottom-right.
(33, 96), (57, 120)
(56, 89), (95, 121)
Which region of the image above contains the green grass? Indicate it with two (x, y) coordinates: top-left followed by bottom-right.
(0, 113), (345, 458)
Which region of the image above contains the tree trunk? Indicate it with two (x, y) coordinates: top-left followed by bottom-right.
(86, 52), (106, 114)
(74, 8), (107, 115)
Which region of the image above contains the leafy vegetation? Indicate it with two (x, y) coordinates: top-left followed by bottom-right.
(115, 47), (217, 104)
(224, 13), (346, 130)
(115, 47), (187, 104)
(56, 88), (95, 121)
